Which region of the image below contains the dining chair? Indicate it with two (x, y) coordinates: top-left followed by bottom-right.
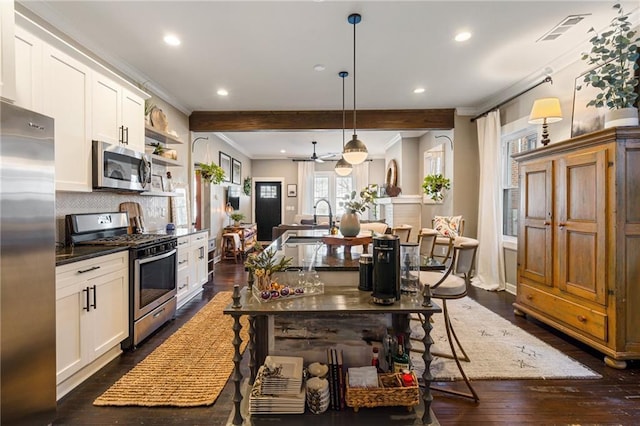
(391, 225), (412, 242)
(419, 236), (479, 402)
(431, 216), (464, 264)
(417, 228), (438, 259)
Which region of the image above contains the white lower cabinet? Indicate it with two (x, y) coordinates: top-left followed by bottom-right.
(55, 251), (128, 399)
(176, 231), (209, 308)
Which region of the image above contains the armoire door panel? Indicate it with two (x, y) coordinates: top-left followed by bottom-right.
(626, 147), (640, 223)
(518, 161), (553, 286)
(556, 148), (607, 305)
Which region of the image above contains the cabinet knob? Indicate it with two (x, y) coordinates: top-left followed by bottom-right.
(543, 221), (551, 226)
(526, 294), (533, 300)
(577, 315), (587, 323)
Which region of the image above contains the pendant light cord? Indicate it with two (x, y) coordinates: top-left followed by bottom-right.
(352, 18), (357, 135)
(342, 74), (346, 148)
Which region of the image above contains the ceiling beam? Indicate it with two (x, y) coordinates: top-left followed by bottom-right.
(189, 109), (455, 132)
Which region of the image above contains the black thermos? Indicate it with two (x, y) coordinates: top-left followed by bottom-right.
(372, 234), (400, 305)
(358, 254), (373, 291)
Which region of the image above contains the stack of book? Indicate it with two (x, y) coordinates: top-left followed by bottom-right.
(249, 356), (305, 415)
(326, 348), (345, 410)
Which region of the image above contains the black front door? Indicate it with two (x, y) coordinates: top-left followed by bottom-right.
(255, 181), (282, 241)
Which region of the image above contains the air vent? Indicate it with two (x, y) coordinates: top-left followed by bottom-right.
(537, 14), (590, 42)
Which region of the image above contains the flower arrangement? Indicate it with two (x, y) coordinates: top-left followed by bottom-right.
(577, 3), (640, 110)
(244, 246), (293, 293)
(196, 162), (225, 184)
(422, 174), (451, 202)
(341, 184), (378, 213)
(243, 177), (252, 196)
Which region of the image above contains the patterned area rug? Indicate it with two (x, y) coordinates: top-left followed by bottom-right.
(410, 297), (601, 380)
(94, 292), (248, 407)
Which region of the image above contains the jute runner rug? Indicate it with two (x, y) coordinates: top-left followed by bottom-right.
(410, 297), (601, 380)
(94, 291), (248, 407)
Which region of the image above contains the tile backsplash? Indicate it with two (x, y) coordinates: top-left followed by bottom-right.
(56, 191), (171, 245)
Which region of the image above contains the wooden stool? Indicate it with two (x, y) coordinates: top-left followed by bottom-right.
(222, 233), (241, 263)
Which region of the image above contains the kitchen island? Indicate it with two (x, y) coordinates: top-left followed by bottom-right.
(223, 231), (443, 425)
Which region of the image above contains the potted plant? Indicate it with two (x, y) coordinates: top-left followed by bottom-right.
(422, 174), (451, 203)
(230, 212), (245, 226)
(577, 3), (640, 127)
(196, 162), (225, 184)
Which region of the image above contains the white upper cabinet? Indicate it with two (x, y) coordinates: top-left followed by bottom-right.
(92, 74), (146, 152)
(0, 0), (16, 102)
(13, 26), (42, 112)
(121, 88), (145, 152)
(42, 44), (92, 192)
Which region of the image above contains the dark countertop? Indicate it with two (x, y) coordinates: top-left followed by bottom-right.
(56, 227), (209, 266)
(56, 245), (129, 266)
(268, 230), (443, 272)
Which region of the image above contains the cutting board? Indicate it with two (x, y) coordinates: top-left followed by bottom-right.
(119, 202), (145, 233)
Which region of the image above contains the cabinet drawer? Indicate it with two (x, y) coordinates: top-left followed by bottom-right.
(518, 284), (607, 341)
(56, 251), (128, 290)
(177, 236), (190, 249)
(177, 268), (190, 294)
(190, 231), (208, 245)
(177, 249), (190, 270)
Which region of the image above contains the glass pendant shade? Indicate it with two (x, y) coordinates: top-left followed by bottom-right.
(343, 134), (368, 165)
(335, 156), (353, 176)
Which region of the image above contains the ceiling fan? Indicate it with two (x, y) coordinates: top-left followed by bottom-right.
(290, 141), (338, 162)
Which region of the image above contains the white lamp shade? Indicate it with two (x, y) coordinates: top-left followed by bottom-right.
(334, 156), (353, 176)
(343, 134), (368, 165)
(529, 97), (563, 124)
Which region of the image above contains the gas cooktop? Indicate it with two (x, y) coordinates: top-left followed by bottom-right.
(65, 212), (175, 248)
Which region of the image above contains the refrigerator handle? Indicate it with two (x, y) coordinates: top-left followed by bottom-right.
(83, 287), (90, 312)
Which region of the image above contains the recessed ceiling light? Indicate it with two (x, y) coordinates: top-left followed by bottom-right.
(280, 149), (286, 153)
(455, 31), (472, 42)
(163, 34), (181, 46)
(217, 89), (229, 96)
(313, 64), (326, 72)
(413, 87), (425, 94)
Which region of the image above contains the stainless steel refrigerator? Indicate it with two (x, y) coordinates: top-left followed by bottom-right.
(1, 101), (57, 424)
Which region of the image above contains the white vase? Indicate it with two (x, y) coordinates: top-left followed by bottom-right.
(604, 107), (639, 128)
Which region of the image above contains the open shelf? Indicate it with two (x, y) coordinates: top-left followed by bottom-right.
(149, 153), (182, 167)
(141, 190), (178, 197)
(145, 124), (183, 145)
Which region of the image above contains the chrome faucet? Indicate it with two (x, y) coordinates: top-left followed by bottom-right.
(313, 198), (333, 229)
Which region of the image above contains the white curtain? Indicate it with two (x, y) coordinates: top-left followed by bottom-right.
(297, 161), (315, 215)
(474, 110), (506, 291)
(352, 162), (370, 219)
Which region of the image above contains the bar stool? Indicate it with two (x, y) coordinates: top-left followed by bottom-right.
(222, 233), (241, 263)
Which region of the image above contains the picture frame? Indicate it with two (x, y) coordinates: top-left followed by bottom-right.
(170, 182), (191, 229)
(571, 68), (605, 138)
(219, 152), (231, 182)
(151, 174), (164, 192)
(287, 184), (297, 197)
(232, 158), (242, 185)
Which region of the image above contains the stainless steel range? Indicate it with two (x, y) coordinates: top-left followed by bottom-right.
(66, 212), (177, 349)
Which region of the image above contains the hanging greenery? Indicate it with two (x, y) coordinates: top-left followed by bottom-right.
(196, 162), (225, 184)
(422, 174), (451, 202)
(243, 177), (252, 196)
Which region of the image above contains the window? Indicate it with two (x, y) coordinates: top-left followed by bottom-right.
(502, 130), (537, 237)
(313, 172), (353, 216)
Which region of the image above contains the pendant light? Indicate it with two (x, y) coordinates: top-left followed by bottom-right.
(343, 13), (368, 165)
(335, 71), (353, 176)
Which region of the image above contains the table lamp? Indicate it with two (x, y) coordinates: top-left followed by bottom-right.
(528, 97), (562, 146)
(225, 202), (234, 226)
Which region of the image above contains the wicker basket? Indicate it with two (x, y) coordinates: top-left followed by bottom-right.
(345, 372), (420, 412)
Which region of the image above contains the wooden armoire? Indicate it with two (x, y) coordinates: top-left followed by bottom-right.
(512, 127), (640, 369)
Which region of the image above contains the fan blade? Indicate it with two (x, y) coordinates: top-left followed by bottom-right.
(314, 158), (325, 163)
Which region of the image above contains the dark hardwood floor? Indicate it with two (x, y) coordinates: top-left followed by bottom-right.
(54, 261), (640, 425)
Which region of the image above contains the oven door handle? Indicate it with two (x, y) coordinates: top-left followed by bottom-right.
(137, 248), (177, 265)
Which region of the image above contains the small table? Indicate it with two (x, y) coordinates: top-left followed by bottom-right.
(321, 234), (373, 254)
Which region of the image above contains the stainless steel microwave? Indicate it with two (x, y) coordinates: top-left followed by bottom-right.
(92, 140), (152, 192)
